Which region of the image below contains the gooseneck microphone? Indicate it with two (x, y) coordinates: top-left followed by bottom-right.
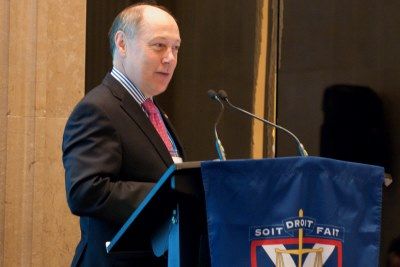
(207, 90), (227, 160)
(217, 90), (308, 156)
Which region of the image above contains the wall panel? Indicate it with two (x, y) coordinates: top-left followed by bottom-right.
(0, 0), (86, 266)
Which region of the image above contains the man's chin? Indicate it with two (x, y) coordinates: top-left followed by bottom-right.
(149, 85), (168, 97)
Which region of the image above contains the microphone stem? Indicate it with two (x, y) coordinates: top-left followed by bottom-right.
(214, 98), (227, 160)
(225, 99), (308, 156)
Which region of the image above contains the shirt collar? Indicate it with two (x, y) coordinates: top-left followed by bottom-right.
(110, 67), (148, 105)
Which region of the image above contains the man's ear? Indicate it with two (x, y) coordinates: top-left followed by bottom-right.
(115, 31), (127, 57)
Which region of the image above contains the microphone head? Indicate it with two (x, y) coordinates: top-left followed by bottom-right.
(207, 90), (218, 100)
(217, 90), (228, 100)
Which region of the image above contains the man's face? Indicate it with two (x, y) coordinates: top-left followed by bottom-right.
(123, 7), (181, 97)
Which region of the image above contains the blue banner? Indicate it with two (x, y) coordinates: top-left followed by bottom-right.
(201, 157), (383, 267)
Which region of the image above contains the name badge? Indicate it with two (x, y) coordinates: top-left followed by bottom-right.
(172, 156), (183, 164)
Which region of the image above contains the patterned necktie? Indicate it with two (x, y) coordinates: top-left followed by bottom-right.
(141, 98), (174, 154)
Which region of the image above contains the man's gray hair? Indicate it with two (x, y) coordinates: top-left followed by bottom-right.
(108, 3), (175, 58)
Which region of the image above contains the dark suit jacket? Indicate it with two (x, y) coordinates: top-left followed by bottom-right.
(62, 73), (184, 267)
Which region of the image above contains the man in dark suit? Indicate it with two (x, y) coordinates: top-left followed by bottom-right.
(62, 3), (183, 266)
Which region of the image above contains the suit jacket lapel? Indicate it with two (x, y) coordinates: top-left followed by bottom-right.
(102, 74), (174, 166)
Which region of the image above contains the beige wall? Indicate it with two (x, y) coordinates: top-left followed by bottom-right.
(0, 1), (85, 266)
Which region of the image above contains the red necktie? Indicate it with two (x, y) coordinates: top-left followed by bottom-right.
(141, 99), (174, 153)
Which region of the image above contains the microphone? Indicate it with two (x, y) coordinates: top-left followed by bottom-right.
(207, 90), (227, 160)
(217, 90), (308, 156)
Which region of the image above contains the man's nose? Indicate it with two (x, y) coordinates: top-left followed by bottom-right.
(162, 48), (176, 64)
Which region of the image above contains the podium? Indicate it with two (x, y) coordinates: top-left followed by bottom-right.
(105, 161), (209, 267)
(106, 157), (383, 266)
